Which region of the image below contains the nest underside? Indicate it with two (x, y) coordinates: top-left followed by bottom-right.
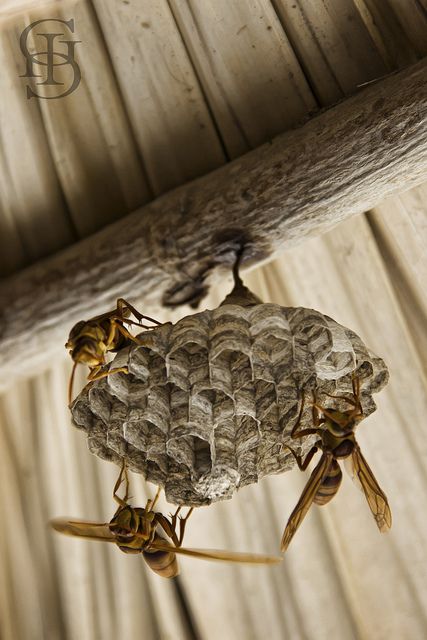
(71, 303), (388, 506)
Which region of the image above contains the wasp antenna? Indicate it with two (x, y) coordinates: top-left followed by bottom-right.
(68, 361), (78, 405)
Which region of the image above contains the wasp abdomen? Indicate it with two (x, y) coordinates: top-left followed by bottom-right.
(314, 460), (342, 505)
(143, 548), (179, 578)
(333, 438), (354, 459)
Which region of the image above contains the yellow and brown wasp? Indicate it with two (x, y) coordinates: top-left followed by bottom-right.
(281, 375), (391, 552)
(51, 464), (282, 578)
(66, 298), (161, 403)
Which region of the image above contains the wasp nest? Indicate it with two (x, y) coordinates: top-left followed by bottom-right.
(71, 278), (388, 506)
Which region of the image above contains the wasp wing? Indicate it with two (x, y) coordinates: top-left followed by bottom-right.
(147, 539), (281, 564)
(351, 444), (392, 532)
(344, 454), (367, 494)
(281, 451), (333, 552)
(51, 518), (118, 542)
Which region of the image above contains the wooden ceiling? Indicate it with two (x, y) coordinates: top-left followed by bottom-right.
(0, 1), (426, 639)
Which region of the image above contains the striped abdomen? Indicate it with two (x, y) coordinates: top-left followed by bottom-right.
(314, 459), (342, 506)
(143, 535), (179, 578)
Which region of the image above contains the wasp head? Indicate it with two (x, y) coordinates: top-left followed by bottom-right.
(109, 505), (142, 553)
(66, 322), (107, 366)
(109, 506), (155, 554)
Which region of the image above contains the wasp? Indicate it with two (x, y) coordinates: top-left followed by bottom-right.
(66, 298), (161, 403)
(281, 375), (391, 552)
(51, 463), (282, 578)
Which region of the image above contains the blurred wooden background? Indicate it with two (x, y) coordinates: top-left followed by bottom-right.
(0, 1), (426, 638)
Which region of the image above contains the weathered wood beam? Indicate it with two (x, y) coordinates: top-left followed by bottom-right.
(0, 58), (426, 388)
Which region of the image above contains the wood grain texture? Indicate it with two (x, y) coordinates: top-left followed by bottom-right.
(169, 0), (316, 157)
(272, 0), (388, 104)
(367, 186), (427, 379)
(354, 0), (424, 68)
(90, 0), (226, 194)
(34, 0), (150, 236)
(0, 57), (426, 388)
(0, 0), (150, 249)
(0, 10), (76, 275)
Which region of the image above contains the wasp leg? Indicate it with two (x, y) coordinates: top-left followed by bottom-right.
(121, 318), (156, 330)
(68, 361), (78, 404)
(155, 506), (194, 548)
(312, 390), (363, 428)
(352, 375), (363, 414)
(169, 507), (181, 534)
(352, 374), (360, 397)
(311, 389), (327, 427)
(104, 318), (139, 349)
(290, 390), (306, 438)
(288, 391), (323, 440)
(321, 376), (362, 414)
(147, 487), (161, 512)
(113, 461), (129, 508)
(109, 318), (155, 347)
(286, 445), (319, 471)
(319, 393), (363, 423)
(313, 402), (362, 427)
(116, 298), (162, 326)
(321, 375), (362, 412)
(176, 508), (194, 547)
(268, 390), (315, 457)
(87, 365), (102, 380)
(87, 366), (129, 382)
(155, 511), (181, 547)
(283, 390), (324, 444)
(322, 390), (359, 407)
(115, 321), (140, 343)
(291, 427), (322, 440)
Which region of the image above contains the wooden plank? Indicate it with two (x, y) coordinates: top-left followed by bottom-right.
(272, 0), (388, 104)
(353, 0), (422, 68)
(367, 184), (427, 379)
(387, 0), (427, 57)
(169, 0), (316, 157)
(91, 0), (226, 195)
(0, 11), (76, 276)
(9, 0), (151, 238)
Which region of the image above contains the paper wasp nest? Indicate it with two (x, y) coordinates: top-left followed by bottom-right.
(71, 280), (388, 506)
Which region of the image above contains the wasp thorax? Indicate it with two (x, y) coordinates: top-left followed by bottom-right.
(68, 323), (106, 348)
(322, 426), (355, 454)
(324, 409), (356, 437)
(72, 340), (106, 365)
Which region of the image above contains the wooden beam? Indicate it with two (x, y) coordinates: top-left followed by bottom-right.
(0, 58), (426, 388)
